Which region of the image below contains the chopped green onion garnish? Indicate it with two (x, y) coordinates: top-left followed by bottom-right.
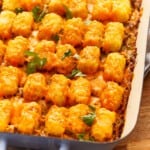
(89, 137), (94, 142)
(51, 34), (60, 43)
(32, 6), (46, 22)
(81, 112), (96, 126)
(78, 133), (86, 141)
(24, 51), (47, 74)
(26, 61), (37, 75)
(67, 69), (86, 78)
(89, 105), (96, 111)
(24, 51), (38, 57)
(61, 49), (72, 60)
(63, 5), (73, 19)
(14, 7), (24, 14)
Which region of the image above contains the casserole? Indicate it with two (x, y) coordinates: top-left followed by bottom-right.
(0, 0), (150, 150)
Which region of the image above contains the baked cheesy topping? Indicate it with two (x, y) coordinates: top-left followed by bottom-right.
(0, 0), (142, 142)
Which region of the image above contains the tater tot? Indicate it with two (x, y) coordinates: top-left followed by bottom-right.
(83, 21), (104, 47)
(50, 74), (70, 85)
(49, 0), (88, 19)
(91, 108), (116, 141)
(91, 72), (107, 97)
(38, 13), (64, 40)
(91, 0), (112, 21)
(45, 105), (67, 136)
(56, 44), (77, 74)
(2, 0), (20, 11)
(89, 97), (101, 109)
(61, 18), (85, 46)
(102, 22), (124, 53)
(0, 40), (6, 64)
(46, 74), (70, 106)
(100, 81), (124, 111)
(65, 0), (88, 19)
(18, 69), (27, 87)
(0, 66), (20, 97)
(69, 77), (91, 105)
(12, 12), (34, 37)
(77, 46), (100, 74)
(41, 52), (58, 71)
(5, 36), (29, 66)
(104, 52), (126, 82)
(34, 40), (58, 71)
(11, 97), (23, 126)
(17, 102), (41, 134)
(20, 0), (43, 11)
(0, 100), (12, 132)
(35, 40), (56, 53)
(66, 104), (90, 134)
(23, 73), (47, 101)
(111, 0), (132, 22)
(0, 10), (16, 39)
(48, 0), (66, 16)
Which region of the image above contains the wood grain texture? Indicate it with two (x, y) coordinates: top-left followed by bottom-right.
(114, 73), (150, 150)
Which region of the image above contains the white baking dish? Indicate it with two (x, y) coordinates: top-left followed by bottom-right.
(0, 0), (150, 150)
(121, 0), (150, 139)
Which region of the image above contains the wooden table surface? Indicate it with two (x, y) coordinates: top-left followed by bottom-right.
(114, 73), (150, 150)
